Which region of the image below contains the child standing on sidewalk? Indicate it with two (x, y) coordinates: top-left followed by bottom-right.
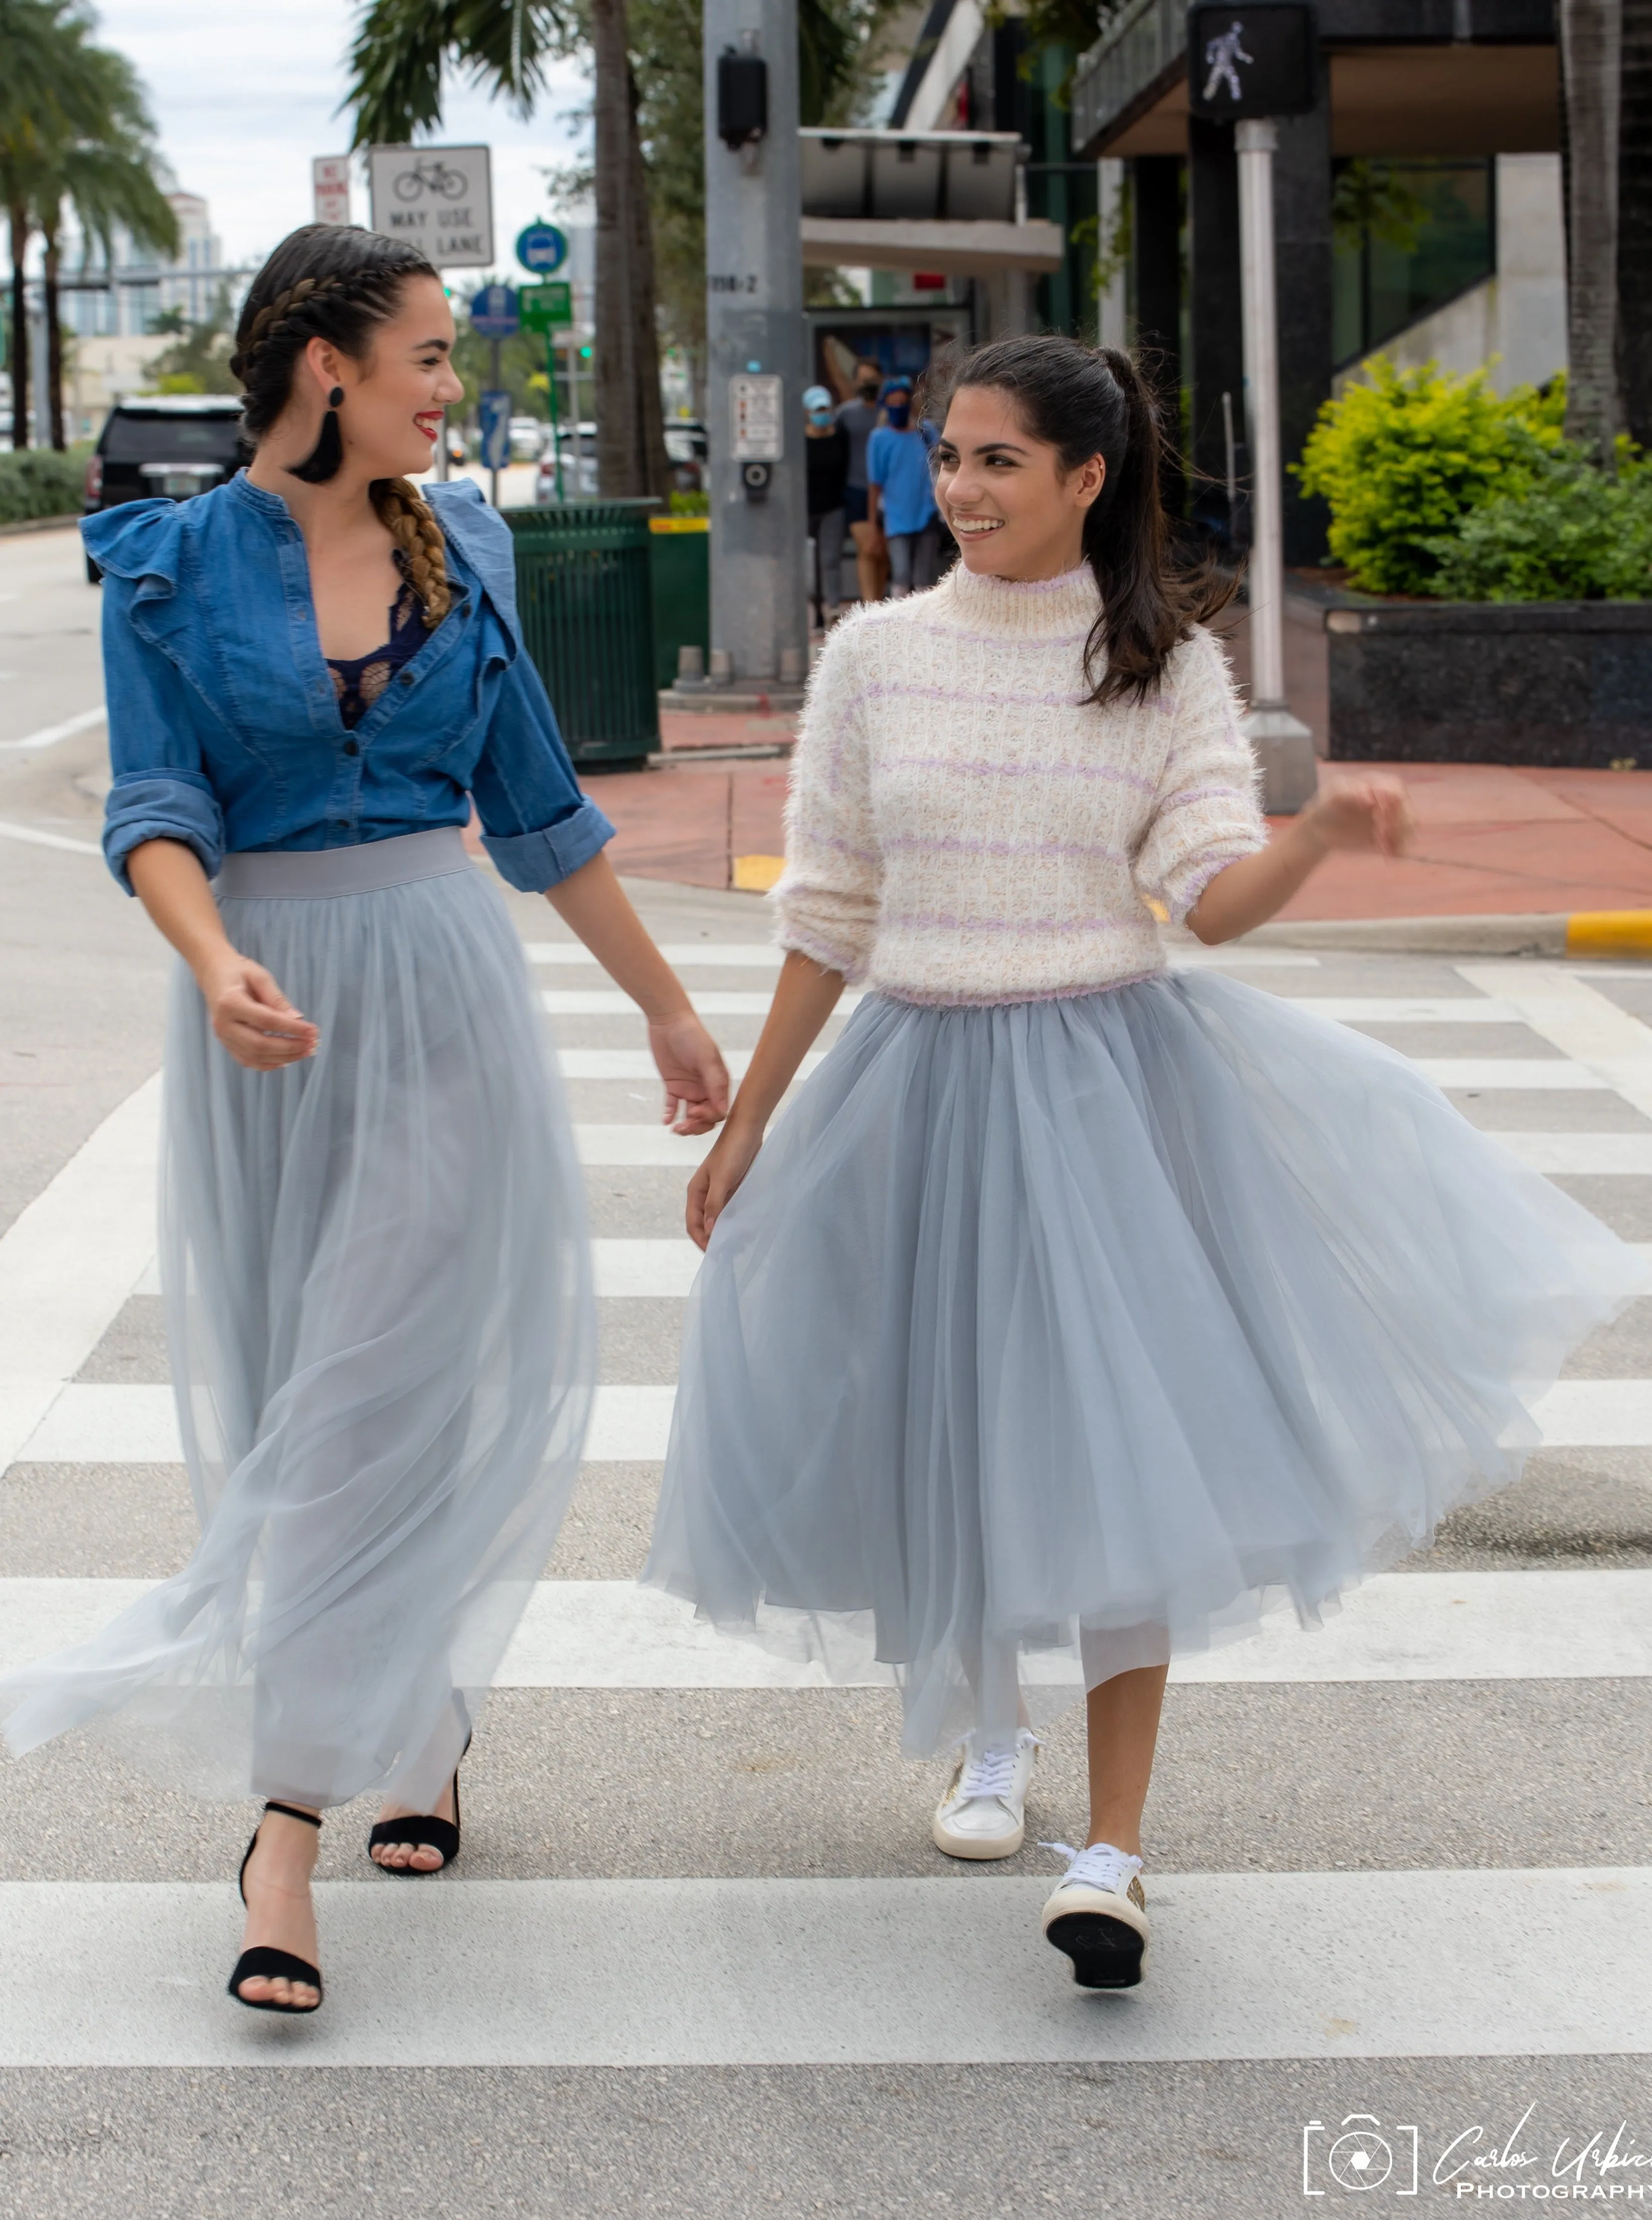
(645, 336), (1646, 1991)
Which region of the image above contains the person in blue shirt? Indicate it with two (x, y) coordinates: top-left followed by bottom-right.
(0, 224), (729, 2019)
(867, 376), (940, 597)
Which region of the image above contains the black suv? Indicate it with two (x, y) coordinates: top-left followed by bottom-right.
(83, 395), (247, 581)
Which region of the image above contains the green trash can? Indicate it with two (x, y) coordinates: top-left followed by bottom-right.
(647, 516), (710, 690)
(502, 501), (660, 765)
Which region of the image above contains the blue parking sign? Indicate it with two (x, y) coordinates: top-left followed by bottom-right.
(478, 389), (512, 472)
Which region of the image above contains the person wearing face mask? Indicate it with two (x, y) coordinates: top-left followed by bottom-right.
(804, 385), (850, 631)
(867, 377), (940, 599)
(835, 360), (888, 604)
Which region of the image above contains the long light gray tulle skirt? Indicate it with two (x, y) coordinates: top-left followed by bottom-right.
(0, 830), (594, 1810)
(645, 973), (1649, 1756)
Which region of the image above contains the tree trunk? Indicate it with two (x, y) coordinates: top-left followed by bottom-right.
(8, 203), (28, 452)
(43, 233), (64, 451)
(591, 0), (667, 499)
(1559, 0), (1624, 456)
(1619, 0), (1652, 447)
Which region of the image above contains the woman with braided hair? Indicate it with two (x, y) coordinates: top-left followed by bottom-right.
(0, 224), (730, 2016)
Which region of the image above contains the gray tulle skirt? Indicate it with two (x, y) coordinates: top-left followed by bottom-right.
(645, 973), (1648, 1756)
(1, 830), (594, 1810)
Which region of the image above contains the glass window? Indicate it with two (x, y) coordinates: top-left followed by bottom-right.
(1331, 159), (1495, 370)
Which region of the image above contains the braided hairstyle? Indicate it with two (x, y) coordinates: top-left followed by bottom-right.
(232, 224), (452, 629)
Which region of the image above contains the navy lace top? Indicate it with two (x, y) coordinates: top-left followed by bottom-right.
(325, 555), (428, 729)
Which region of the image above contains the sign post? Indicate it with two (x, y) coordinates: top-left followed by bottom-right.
(697, 0), (808, 702)
(312, 156), (351, 227)
(368, 144), (494, 269)
(1187, 3), (1318, 812)
(470, 283), (520, 506)
(520, 281), (574, 500)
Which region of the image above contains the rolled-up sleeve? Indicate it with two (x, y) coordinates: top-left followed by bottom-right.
(471, 650), (615, 893)
(1132, 628), (1268, 925)
(770, 622), (880, 979)
(99, 573), (227, 893)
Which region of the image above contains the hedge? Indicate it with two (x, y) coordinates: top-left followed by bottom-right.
(0, 445), (89, 526)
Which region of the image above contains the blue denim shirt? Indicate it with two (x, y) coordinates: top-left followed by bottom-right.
(83, 471), (615, 895)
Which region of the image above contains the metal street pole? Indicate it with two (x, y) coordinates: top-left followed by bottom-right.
(1234, 118), (1316, 814)
(489, 334), (503, 509)
(700, 0), (809, 700)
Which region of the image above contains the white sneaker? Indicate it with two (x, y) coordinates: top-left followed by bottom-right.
(931, 1729), (1039, 1860)
(1039, 1840), (1149, 1988)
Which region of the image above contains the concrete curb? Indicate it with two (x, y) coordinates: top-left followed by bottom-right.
(0, 513), (80, 539)
(1240, 914), (1571, 955)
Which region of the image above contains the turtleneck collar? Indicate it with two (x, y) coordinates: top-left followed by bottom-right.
(938, 558), (1100, 639)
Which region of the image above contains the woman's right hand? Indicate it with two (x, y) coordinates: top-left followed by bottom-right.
(198, 954), (318, 1071)
(687, 1118), (764, 1250)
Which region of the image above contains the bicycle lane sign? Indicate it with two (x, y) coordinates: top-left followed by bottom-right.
(367, 143), (493, 268)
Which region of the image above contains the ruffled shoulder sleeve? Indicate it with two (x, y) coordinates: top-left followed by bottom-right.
(81, 497), (189, 588)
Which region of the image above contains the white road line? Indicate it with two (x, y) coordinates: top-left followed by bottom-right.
(546, 989), (861, 1019)
(11, 1380), (680, 1467)
(1413, 1060), (1607, 1091)
(592, 1238), (700, 1298)
(558, 1048), (825, 1081)
(1495, 1133), (1652, 1176)
(0, 1076), (160, 1468)
(14, 1376), (1652, 1466)
(1459, 963), (1652, 1120)
(0, 818), (101, 857)
(574, 1124), (714, 1167)
(0, 1866), (1647, 2066)
(527, 942), (1323, 973)
(0, 705), (107, 753)
(1285, 997), (1524, 1024)
(6, 1569), (1652, 1689)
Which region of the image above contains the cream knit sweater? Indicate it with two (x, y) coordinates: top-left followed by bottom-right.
(771, 561), (1269, 1004)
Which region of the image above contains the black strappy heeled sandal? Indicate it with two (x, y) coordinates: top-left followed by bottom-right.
(228, 1800), (324, 2014)
(367, 1732), (471, 1875)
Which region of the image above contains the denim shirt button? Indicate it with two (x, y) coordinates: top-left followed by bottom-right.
(343, 740), (360, 757)
(396, 671), (414, 687)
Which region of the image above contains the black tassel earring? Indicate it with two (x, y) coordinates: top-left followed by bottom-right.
(288, 384), (345, 484)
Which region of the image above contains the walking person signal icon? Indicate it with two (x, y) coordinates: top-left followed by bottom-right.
(1202, 21), (1254, 102)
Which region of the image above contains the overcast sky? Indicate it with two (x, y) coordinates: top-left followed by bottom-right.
(94, 0), (593, 276)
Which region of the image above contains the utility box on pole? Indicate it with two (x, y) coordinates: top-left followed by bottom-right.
(687, 0), (809, 708)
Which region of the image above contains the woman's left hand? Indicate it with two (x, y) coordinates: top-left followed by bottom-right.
(648, 1011), (731, 1135)
(1299, 775), (1416, 858)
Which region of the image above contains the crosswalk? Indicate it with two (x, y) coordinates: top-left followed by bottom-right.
(3, 928), (1652, 2091)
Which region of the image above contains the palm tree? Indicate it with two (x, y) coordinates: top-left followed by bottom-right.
(346, 0), (670, 500)
(1558, 0), (1625, 456)
(1619, 0), (1652, 449)
(34, 35), (179, 448)
(0, 0), (112, 451)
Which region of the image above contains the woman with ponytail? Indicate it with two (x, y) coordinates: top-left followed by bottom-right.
(645, 334), (1645, 1990)
(0, 225), (729, 2016)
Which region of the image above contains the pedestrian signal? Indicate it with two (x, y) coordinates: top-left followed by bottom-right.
(1186, 2), (1317, 120)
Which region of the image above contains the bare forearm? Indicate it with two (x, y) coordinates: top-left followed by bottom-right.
(1184, 821), (1330, 945)
(728, 949), (846, 1133)
(126, 839), (237, 984)
(544, 851), (692, 1019)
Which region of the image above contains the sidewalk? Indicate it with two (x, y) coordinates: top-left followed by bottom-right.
(580, 623), (1652, 919)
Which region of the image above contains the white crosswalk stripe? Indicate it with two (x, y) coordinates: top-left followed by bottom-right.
(6, 925), (1652, 2118)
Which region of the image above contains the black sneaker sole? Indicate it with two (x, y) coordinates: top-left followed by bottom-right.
(1044, 1909), (1146, 1989)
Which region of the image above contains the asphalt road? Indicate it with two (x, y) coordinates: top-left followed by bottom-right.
(3, 522), (1652, 2216)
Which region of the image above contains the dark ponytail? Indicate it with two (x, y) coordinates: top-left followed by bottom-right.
(921, 335), (1236, 708)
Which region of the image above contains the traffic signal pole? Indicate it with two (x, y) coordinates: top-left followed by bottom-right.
(699, 0), (809, 701)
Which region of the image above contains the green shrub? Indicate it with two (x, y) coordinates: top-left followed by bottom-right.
(668, 488), (709, 516)
(0, 445), (89, 525)
(1292, 358), (1562, 594)
(1425, 447), (1652, 601)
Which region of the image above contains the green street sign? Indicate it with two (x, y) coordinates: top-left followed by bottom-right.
(518, 280), (573, 333)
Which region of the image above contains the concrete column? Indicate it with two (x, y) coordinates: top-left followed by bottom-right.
(703, 0), (809, 692)
(1271, 58), (1333, 567)
(1188, 118), (1245, 542)
(1096, 158), (1128, 352)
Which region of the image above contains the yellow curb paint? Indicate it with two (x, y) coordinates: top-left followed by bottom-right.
(648, 516), (710, 534)
(1566, 912), (1652, 959)
(732, 854), (784, 893)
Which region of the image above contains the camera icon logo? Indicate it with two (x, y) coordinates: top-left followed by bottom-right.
(1302, 2114), (1420, 2196)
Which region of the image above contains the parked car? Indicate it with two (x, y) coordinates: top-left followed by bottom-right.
(664, 417), (707, 492)
(508, 415), (547, 462)
(535, 423), (598, 502)
(83, 395), (246, 582)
